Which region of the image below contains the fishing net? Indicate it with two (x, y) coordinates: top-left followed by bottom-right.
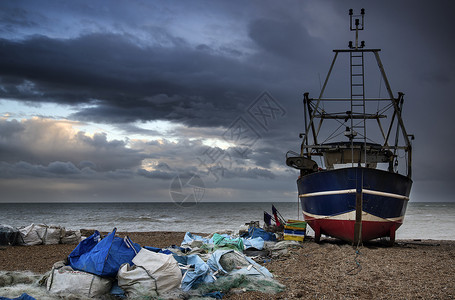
(195, 274), (285, 295)
(0, 271), (40, 288)
(218, 251), (250, 272)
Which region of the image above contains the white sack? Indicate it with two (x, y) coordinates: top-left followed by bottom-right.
(47, 265), (112, 298)
(19, 224), (42, 246)
(40, 225), (63, 245)
(117, 248), (182, 296)
(19, 224), (65, 245)
(60, 229), (81, 244)
(117, 263), (158, 297)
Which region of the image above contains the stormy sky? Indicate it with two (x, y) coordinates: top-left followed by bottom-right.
(0, 1), (454, 203)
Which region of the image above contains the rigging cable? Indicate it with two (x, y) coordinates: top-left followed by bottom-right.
(377, 73), (382, 112)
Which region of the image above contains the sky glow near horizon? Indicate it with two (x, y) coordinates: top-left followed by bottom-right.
(1, 1), (454, 203)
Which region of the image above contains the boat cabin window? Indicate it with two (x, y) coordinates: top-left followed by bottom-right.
(323, 148), (391, 170)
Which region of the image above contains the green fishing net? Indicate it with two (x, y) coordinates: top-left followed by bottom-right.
(196, 274), (285, 295)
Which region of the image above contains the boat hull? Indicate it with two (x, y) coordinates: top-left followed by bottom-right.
(298, 167), (412, 243)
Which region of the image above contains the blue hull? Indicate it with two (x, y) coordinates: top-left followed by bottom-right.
(298, 167), (412, 242)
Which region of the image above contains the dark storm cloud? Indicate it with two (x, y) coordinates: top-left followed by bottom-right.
(249, 145), (286, 169)
(137, 168), (177, 180)
(116, 123), (161, 136)
(248, 18), (318, 61)
(223, 167), (275, 179)
(0, 34), (185, 102)
(136, 160), (179, 180)
(0, 161), (92, 178)
(0, 32), (268, 127)
(0, 6), (41, 34)
(0, 118), (24, 137)
(0, 3), (330, 129)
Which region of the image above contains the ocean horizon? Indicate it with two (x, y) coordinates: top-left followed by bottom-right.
(1, 201), (454, 240)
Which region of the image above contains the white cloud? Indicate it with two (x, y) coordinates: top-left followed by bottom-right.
(0, 117), (144, 171)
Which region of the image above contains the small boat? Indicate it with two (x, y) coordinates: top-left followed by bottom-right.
(286, 9), (414, 245)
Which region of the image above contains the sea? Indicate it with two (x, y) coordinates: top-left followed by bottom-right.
(0, 201), (454, 240)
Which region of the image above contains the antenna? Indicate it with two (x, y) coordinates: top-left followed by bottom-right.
(348, 8), (365, 50)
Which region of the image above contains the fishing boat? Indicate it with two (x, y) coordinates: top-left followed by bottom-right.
(286, 9), (414, 245)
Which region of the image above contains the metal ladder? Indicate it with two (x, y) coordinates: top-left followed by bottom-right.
(350, 50), (367, 166)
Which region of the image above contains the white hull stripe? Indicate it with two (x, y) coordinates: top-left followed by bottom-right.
(303, 210), (405, 222)
(299, 189), (356, 197)
(299, 188), (408, 200)
(362, 189), (409, 200)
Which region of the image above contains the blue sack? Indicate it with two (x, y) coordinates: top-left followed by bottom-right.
(68, 228), (142, 277)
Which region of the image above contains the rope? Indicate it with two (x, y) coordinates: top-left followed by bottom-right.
(124, 236), (138, 255)
(346, 248), (362, 275)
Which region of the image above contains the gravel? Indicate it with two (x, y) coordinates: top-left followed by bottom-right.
(1, 232), (454, 299)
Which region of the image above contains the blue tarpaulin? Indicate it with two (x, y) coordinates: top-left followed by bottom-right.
(0, 294), (36, 300)
(170, 245), (191, 253)
(242, 227), (276, 241)
(243, 237), (265, 250)
(181, 232), (211, 246)
(143, 246), (173, 255)
(68, 228), (142, 277)
(173, 254), (215, 291)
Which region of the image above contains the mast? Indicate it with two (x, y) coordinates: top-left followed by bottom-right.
(294, 8), (413, 180)
(349, 8), (366, 246)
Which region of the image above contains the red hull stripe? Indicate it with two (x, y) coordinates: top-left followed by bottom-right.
(304, 214), (403, 242)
